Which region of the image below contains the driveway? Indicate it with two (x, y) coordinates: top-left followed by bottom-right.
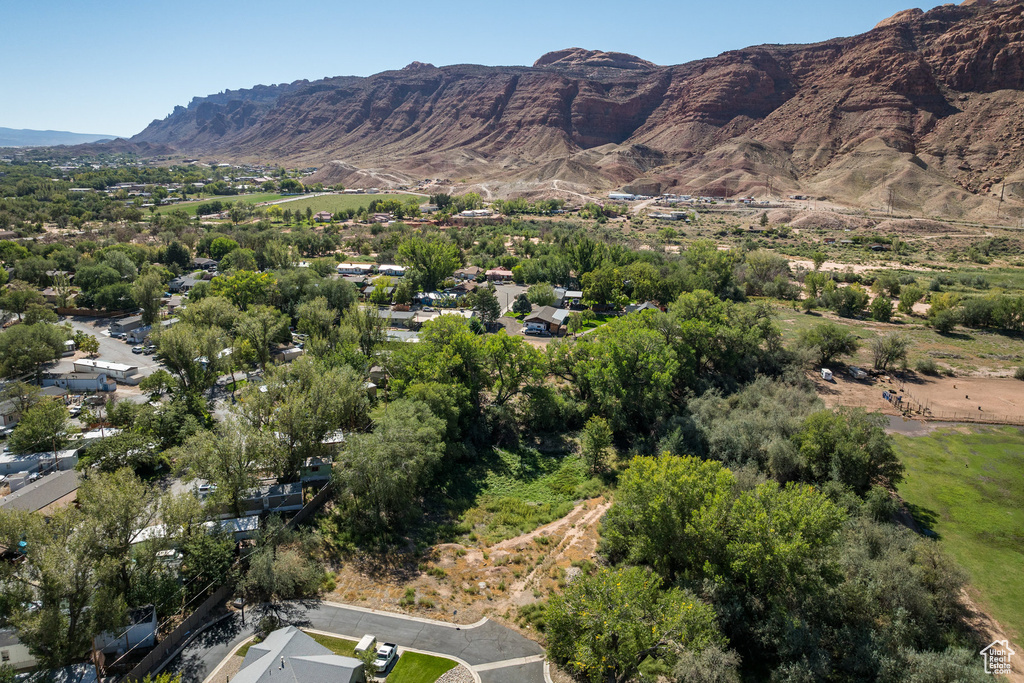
(165, 602), (545, 683)
(492, 283), (526, 316)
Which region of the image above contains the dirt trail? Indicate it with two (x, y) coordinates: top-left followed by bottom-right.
(491, 498), (612, 606)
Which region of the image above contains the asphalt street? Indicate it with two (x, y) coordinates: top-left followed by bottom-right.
(164, 602), (545, 683)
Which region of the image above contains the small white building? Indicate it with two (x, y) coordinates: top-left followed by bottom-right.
(337, 263), (376, 276)
(94, 605), (158, 656)
(73, 359), (139, 381)
(377, 264), (407, 277)
(608, 192), (636, 201)
(0, 629), (37, 672)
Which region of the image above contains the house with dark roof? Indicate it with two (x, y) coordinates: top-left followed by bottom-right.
(233, 625), (365, 683)
(192, 257), (218, 271)
(524, 306), (569, 335)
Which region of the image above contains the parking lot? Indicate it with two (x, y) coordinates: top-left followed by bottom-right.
(57, 316), (165, 379)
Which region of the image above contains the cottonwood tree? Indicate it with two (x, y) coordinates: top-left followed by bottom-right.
(397, 236), (461, 291)
(798, 321), (859, 366)
(171, 418), (278, 517)
(483, 330), (545, 405)
(546, 566), (725, 683)
(334, 399), (445, 535)
(234, 305), (289, 371)
(9, 400), (78, 455)
(132, 270), (166, 325)
(871, 331), (909, 371)
(580, 416), (612, 474)
(157, 323), (228, 394)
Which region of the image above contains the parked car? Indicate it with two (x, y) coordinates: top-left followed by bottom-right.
(374, 643), (398, 672)
(144, 345), (157, 354)
(132, 345), (145, 354)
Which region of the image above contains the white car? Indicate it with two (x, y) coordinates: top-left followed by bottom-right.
(374, 643), (398, 672)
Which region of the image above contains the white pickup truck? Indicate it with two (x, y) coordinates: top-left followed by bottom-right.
(374, 643), (398, 672)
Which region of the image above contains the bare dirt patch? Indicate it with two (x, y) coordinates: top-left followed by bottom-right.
(324, 497), (609, 630)
(813, 372), (1024, 425)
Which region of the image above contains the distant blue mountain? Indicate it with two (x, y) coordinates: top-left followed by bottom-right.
(0, 127), (118, 148)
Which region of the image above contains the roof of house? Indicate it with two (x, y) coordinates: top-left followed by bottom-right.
(25, 663), (98, 683)
(524, 306), (568, 326)
(0, 470), (81, 512)
(233, 626), (363, 683)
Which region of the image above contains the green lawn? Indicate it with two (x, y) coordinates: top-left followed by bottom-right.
(580, 313), (616, 331)
(305, 631), (357, 656)
(236, 632), (457, 683)
(273, 193), (424, 214)
(893, 426), (1024, 643)
(389, 651), (458, 683)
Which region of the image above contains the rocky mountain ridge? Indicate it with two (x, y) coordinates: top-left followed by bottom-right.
(127, 0), (1024, 219)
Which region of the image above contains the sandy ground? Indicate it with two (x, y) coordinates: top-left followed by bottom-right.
(325, 497), (608, 633)
(813, 371), (1024, 424)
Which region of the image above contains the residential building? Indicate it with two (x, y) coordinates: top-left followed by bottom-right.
(0, 470), (81, 513)
(454, 266), (483, 280)
(73, 359), (139, 381)
(313, 211), (333, 222)
(523, 306), (569, 335)
(168, 274), (202, 293)
(0, 629), (37, 671)
(233, 625), (365, 683)
(42, 372), (117, 393)
(192, 257), (218, 271)
(337, 263), (375, 276)
(485, 268), (514, 282)
(0, 400), (20, 428)
(378, 264), (407, 277)
(110, 316), (145, 336)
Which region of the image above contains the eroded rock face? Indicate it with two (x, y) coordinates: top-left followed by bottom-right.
(125, 1), (1024, 217)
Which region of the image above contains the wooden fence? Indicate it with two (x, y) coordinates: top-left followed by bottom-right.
(120, 482), (333, 682)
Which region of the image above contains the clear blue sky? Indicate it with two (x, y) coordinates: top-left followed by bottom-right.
(1, 0), (944, 138)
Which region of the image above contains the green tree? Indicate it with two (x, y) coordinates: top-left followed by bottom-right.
(209, 270), (275, 310)
(342, 305), (387, 359)
(0, 321), (68, 378)
(157, 322), (228, 394)
(870, 295), (894, 322)
(580, 416), (612, 473)
(483, 329), (545, 405)
(546, 566), (723, 683)
(73, 330), (100, 356)
(94, 282), (134, 311)
(239, 517), (322, 606)
(177, 295), (239, 331)
(219, 247), (258, 272)
(871, 331), (910, 371)
(296, 296), (338, 341)
(798, 321), (859, 365)
(811, 251), (827, 271)
(171, 418), (275, 517)
(208, 236), (239, 261)
(397, 236), (462, 291)
(511, 293), (533, 315)
(234, 305), (289, 371)
(164, 242), (191, 271)
(334, 400), (445, 534)
(0, 281), (44, 321)
(9, 399), (78, 455)
(526, 282), (557, 307)
(23, 303), (57, 325)
(795, 409), (904, 492)
(472, 285), (502, 324)
(132, 270), (166, 325)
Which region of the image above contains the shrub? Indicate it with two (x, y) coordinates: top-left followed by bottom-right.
(1015, 366), (1024, 381)
(915, 358), (940, 376)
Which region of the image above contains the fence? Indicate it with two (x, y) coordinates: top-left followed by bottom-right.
(886, 382), (1024, 426)
(121, 481), (333, 682)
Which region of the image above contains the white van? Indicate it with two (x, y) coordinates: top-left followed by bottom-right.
(355, 634), (377, 656)
(821, 368), (833, 381)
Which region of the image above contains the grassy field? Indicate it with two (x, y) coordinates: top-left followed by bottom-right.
(770, 303), (1024, 373)
(155, 192), (286, 215)
(274, 193), (424, 214)
(451, 448), (604, 545)
(893, 426), (1024, 643)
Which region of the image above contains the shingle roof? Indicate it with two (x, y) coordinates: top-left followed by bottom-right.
(0, 470), (81, 512)
(233, 626), (363, 683)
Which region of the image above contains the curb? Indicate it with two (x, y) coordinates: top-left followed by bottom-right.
(153, 611), (235, 679)
(201, 633), (255, 683)
(321, 600), (489, 630)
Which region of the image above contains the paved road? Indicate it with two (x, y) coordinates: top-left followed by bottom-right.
(492, 283), (526, 316)
(165, 602), (545, 683)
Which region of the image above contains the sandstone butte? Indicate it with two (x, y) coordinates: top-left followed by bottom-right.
(100, 0), (1024, 219)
